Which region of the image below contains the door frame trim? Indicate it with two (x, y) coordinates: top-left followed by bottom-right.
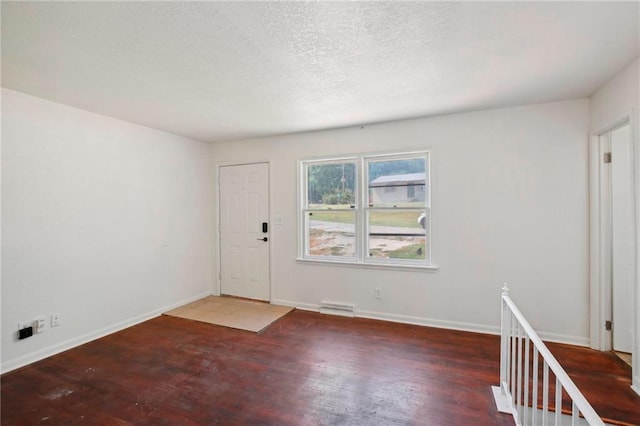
(589, 128), (609, 351)
(589, 110), (640, 394)
(590, 116), (636, 351)
(215, 160), (272, 301)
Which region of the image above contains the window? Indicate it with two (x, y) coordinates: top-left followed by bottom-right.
(407, 186), (415, 198)
(300, 152), (431, 267)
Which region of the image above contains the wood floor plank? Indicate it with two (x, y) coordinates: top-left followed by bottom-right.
(1, 311), (636, 425)
(547, 342), (639, 425)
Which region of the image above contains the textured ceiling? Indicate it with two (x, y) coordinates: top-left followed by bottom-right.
(2, 1), (639, 143)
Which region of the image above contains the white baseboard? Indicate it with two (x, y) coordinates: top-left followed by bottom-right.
(1, 291), (211, 374)
(357, 309), (501, 335)
(271, 299), (590, 346)
(534, 330), (590, 347)
(357, 311), (589, 346)
(273, 299), (499, 335)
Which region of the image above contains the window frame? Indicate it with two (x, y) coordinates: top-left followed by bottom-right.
(298, 150), (436, 270)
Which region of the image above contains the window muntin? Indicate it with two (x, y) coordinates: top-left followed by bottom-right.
(301, 152), (431, 266)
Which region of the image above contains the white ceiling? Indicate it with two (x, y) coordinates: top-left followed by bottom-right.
(2, 1), (639, 143)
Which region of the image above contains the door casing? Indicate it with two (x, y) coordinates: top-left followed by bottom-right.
(589, 116), (637, 385)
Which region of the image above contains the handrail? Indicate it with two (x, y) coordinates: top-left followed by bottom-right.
(495, 285), (605, 426)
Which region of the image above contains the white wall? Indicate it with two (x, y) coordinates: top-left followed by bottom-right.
(590, 58), (639, 132)
(1, 89), (213, 373)
(590, 57), (640, 394)
(212, 99), (591, 345)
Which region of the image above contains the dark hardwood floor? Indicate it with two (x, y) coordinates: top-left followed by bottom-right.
(1, 310), (637, 425)
(547, 342), (639, 425)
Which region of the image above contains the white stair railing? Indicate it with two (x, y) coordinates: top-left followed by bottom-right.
(493, 286), (605, 426)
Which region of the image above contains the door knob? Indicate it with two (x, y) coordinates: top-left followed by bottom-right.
(257, 237), (268, 242)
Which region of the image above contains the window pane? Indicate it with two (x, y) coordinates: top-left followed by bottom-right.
(306, 210), (356, 257)
(307, 162), (356, 209)
(367, 210), (426, 260)
(368, 157), (427, 208)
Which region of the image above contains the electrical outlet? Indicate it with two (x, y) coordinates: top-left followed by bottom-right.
(375, 287), (382, 300)
(18, 321), (34, 340)
(51, 314), (61, 327)
(18, 327), (33, 340)
(35, 317), (46, 333)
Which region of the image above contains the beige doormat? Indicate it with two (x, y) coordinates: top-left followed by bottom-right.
(164, 296), (294, 333)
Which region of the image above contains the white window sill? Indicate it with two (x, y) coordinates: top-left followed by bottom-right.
(296, 257), (439, 272)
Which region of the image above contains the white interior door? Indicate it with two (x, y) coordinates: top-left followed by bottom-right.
(219, 163), (270, 301)
(610, 124), (633, 353)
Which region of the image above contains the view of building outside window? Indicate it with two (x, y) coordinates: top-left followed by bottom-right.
(366, 157), (427, 261)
